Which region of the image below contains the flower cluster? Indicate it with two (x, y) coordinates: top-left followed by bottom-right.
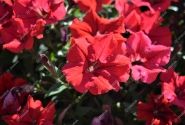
(0, 0), (183, 125)
(61, 0), (183, 125)
(136, 67), (185, 125)
(0, 0), (66, 53)
(0, 72), (56, 125)
(63, 0), (172, 94)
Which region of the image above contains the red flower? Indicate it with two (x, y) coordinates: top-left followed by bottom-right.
(3, 95), (56, 125)
(0, 18), (34, 53)
(125, 10), (160, 33)
(126, 31), (171, 83)
(115, 0), (154, 16)
(13, 0), (66, 25)
(137, 94), (177, 125)
(1, 0), (66, 52)
(0, 72), (27, 115)
(115, 0), (161, 33)
(1, 0), (66, 53)
(74, 0), (112, 12)
(62, 34), (130, 95)
(11, 0), (65, 40)
(70, 10), (125, 42)
(161, 68), (185, 109)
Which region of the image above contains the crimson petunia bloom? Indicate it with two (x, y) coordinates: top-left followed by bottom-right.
(13, 0), (66, 25)
(0, 18), (34, 53)
(3, 95), (56, 125)
(0, 72), (27, 115)
(62, 34), (130, 95)
(137, 94), (177, 125)
(126, 31), (171, 83)
(115, 0), (161, 34)
(115, 0), (154, 16)
(161, 68), (185, 109)
(74, 0), (112, 12)
(1, 0), (66, 52)
(125, 9), (160, 34)
(11, 0), (66, 40)
(70, 10), (125, 42)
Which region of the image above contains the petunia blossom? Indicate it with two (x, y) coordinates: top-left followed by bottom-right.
(115, 0), (161, 34)
(137, 94), (177, 125)
(3, 95), (56, 125)
(115, 0), (154, 16)
(13, 0), (66, 25)
(62, 34), (130, 95)
(0, 18), (34, 53)
(126, 31), (171, 83)
(70, 10), (125, 42)
(161, 68), (185, 109)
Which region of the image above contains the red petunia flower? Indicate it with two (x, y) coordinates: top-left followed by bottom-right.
(11, 0), (66, 40)
(70, 10), (125, 42)
(161, 68), (185, 109)
(0, 0), (66, 52)
(137, 94), (177, 125)
(62, 34), (130, 95)
(115, 0), (154, 16)
(126, 31), (171, 83)
(115, 0), (161, 34)
(74, 0), (112, 12)
(0, 1), (46, 53)
(3, 95), (56, 125)
(13, 0), (66, 25)
(125, 9), (160, 34)
(0, 18), (34, 53)
(0, 72), (27, 115)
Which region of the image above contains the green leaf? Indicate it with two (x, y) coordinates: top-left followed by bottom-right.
(45, 83), (67, 97)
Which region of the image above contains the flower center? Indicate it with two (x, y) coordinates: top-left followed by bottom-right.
(131, 54), (147, 65)
(87, 62), (99, 73)
(88, 65), (95, 72)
